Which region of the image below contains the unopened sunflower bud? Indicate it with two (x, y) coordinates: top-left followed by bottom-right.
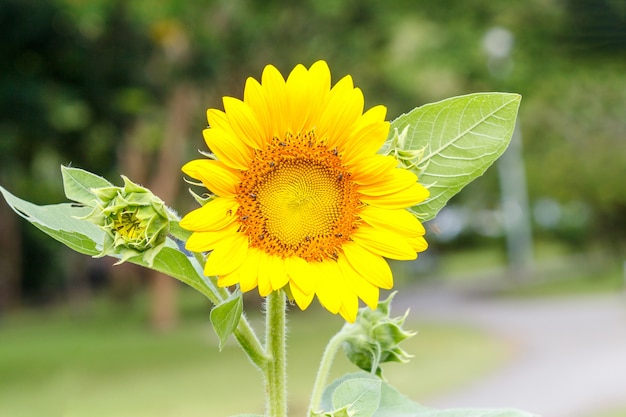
(341, 292), (415, 377)
(83, 176), (171, 266)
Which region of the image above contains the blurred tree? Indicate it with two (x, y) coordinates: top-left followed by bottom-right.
(3, 0), (626, 314)
(0, 0), (160, 310)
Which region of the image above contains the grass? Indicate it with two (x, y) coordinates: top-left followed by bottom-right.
(0, 289), (509, 417)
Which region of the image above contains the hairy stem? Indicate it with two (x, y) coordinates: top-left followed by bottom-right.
(308, 330), (348, 415)
(266, 290), (288, 417)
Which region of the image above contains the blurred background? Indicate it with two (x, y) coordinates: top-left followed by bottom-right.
(0, 0), (625, 416)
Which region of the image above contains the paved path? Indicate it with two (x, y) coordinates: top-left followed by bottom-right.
(395, 286), (626, 417)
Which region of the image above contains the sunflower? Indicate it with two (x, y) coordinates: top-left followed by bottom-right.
(181, 61), (428, 322)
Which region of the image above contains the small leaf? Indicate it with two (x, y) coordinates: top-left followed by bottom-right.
(388, 93), (521, 222)
(210, 291), (244, 350)
(61, 165), (113, 205)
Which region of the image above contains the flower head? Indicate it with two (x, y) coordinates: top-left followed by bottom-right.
(181, 61), (428, 321)
(84, 176), (171, 266)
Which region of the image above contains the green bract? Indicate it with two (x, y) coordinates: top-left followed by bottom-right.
(341, 293), (415, 377)
(82, 175), (171, 266)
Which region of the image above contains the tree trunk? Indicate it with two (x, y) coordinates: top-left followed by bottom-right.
(0, 196), (22, 312)
(147, 84), (198, 332)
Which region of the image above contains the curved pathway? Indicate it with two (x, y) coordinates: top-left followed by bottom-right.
(396, 286), (626, 417)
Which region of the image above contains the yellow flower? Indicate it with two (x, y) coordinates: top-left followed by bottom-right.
(181, 61), (428, 322)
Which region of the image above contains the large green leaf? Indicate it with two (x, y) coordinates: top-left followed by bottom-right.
(388, 93), (521, 222)
(319, 373), (537, 417)
(0, 185), (214, 300)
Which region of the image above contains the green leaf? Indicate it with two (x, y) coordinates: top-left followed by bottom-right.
(388, 93), (521, 222)
(0, 185), (104, 255)
(332, 377), (381, 417)
(128, 240), (215, 300)
(320, 373), (537, 417)
(61, 165), (113, 205)
(210, 290), (244, 350)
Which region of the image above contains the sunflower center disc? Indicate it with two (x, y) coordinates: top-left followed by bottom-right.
(237, 133), (361, 261)
(257, 160), (341, 245)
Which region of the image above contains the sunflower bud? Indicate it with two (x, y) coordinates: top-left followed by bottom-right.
(83, 176), (171, 266)
(341, 292), (415, 377)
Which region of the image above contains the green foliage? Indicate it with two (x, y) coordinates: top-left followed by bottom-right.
(0, 184), (214, 301)
(387, 93), (521, 222)
(0, 185), (103, 256)
(318, 373), (537, 417)
(210, 291), (244, 351)
(61, 166), (113, 205)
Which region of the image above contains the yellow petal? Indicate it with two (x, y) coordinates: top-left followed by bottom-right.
(314, 261), (344, 314)
(342, 241), (394, 289)
(288, 280), (315, 311)
(244, 77), (273, 141)
(339, 293), (359, 323)
(286, 64), (311, 134)
(349, 155), (398, 184)
(204, 232), (248, 276)
(202, 127), (251, 171)
(258, 252), (288, 295)
(185, 222), (239, 252)
(353, 105), (387, 131)
(358, 168), (418, 197)
(337, 254), (379, 310)
(239, 248), (262, 293)
(303, 60), (331, 132)
(360, 182), (430, 210)
(285, 256), (316, 296)
(351, 225), (417, 260)
(407, 235), (429, 253)
(341, 121), (390, 166)
(218, 271), (241, 287)
(359, 206), (426, 237)
(182, 159), (240, 197)
(223, 96), (265, 150)
(206, 107), (230, 129)
(261, 64), (289, 137)
(179, 197), (238, 232)
(318, 76), (361, 146)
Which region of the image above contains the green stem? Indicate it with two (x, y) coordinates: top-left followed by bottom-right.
(265, 290), (288, 417)
(234, 321), (268, 370)
(308, 330), (348, 415)
(190, 250), (268, 370)
(172, 219), (267, 370)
